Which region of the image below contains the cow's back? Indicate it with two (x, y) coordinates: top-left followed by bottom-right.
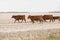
(28, 15), (44, 22)
(43, 15), (53, 19)
(12, 15), (25, 20)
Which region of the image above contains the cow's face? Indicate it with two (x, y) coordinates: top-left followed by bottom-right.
(28, 15), (31, 19)
(12, 15), (16, 18)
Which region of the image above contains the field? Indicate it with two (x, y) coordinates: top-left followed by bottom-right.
(0, 12), (60, 40)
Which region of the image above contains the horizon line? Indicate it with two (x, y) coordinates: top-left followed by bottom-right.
(0, 11), (60, 13)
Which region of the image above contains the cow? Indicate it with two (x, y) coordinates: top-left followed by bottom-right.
(28, 15), (44, 23)
(12, 15), (26, 23)
(59, 17), (60, 21)
(53, 16), (60, 21)
(43, 15), (53, 22)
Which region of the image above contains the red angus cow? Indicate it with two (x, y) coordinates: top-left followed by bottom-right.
(53, 16), (60, 21)
(28, 15), (44, 23)
(12, 15), (26, 23)
(43, 15), (53, 22)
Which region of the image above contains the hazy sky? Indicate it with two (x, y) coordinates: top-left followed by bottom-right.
(0, 0), (60, 12)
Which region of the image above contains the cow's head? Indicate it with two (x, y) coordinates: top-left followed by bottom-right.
(11, 15), (16, 18)
(28, 15), (31, 19)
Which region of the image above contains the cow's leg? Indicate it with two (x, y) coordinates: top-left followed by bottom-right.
(41, 19), (44, 23)
(52, 18), (54, 22)
(39, 19), (43, 24)
(39, 20), (41, 23)
(18, 20), (20, 23)
(24, 19), (26, 23)
(41, 20), (43, 24)
(50, 19), (53, 22)
(21, 19), (23, 23)
(54, 19), (55, 21)
(31, 20), (34, 23)
(52, 19), (54, 22)
(43, 19), (46, 22)
(43, 18), (46, 22)
(58, 18), (60, 21)
(49, 18), (54, 22)
(50, 19), (52, 22)
(53, 19), (55, 22)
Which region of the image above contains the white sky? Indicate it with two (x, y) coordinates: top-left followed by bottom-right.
(0, 0), (60, 12)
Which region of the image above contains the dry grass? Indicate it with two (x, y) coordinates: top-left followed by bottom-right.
(0, 29), (60, 40)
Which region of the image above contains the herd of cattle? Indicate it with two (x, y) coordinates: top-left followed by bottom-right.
(12, 15), (60, 23)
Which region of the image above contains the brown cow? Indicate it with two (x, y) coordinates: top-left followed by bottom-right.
(43, 15), (53, 22)
(28, 15), (44, 23)
(12, 15), (26, 23)
(53, 16), (60, 21)
(59, 17), (60, 21)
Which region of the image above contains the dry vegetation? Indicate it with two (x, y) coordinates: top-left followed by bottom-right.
(0, 29), (60, 40)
